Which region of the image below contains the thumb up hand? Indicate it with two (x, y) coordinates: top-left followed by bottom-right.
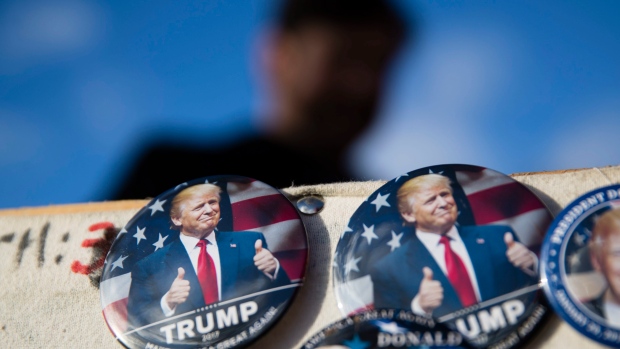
(165, 267), (190, 309)
(417, 267), (443, 314)
(253, 239), (277, 275)
(505, 232), (536, 271)
(504, 232), (515, 248)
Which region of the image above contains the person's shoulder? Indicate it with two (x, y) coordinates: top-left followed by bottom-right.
(372, 238), (415, 272)
(133, 238), (178, 271)
(583, 293), (606, 318)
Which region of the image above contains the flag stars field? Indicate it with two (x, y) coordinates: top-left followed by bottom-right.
(174, 182), (188, 191)
(361, 224), (378, 245)
(148, 199), (166, 216)
(133, 226), (146, 245)
(370, 192), (390, 212)
(152, 233), (169, 251)
(393, 173), (409, 182)
(387, 230), (403, 252)
(341, 226), (353, 240)
(111, 255), (128, 271)
(345, 256), (362, 276)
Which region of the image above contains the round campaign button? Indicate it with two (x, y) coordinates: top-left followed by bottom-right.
(100, 175), (308, 348)
(302, 309), (472, 349)
(541, 184), (620, 347)
(333, 164), (552, 348)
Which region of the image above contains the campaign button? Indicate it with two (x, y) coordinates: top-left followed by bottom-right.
(301, 309), (472, 349)
(333, 164), (553, 348)
(541, 184), (620, 348)
(100, 175), (308, 348)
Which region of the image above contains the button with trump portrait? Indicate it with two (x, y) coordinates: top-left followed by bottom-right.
(301, 309), (473, 349)
(541, 184), (620, 348)
(333, 164), (553, 348)
(100, 175), (308, 348)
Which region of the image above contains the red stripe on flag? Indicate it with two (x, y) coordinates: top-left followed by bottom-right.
(467, 182), (546, 225)
(273, 249), (308, 281)
(102, 298), (129, 335)
(231, 194), (299, 231)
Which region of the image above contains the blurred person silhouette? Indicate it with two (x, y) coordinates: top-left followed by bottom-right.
(111, 0), (410, 199)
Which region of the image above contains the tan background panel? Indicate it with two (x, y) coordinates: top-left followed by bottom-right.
(0, 166), (618, 348)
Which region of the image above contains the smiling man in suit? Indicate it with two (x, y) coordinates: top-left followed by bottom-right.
(126, 183), (290, 329)
(371, 174), (537, 317)
(585, 208), (620, 326)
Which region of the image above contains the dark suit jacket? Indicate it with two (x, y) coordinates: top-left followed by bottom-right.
(371, 225), (535, 317)
(584, 292), (606, 320)
(127, 231), (290, 329)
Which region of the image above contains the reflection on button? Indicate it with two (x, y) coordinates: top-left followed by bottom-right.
(296, 195), (325, 215)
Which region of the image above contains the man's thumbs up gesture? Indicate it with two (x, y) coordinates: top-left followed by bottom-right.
(504, 232), (537, 273)
(415, 266), (444, 314)
(253, 239), (277, 277)
(165, 267), (191, 309)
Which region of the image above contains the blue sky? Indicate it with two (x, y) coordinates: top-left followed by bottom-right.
(1, 0), (619, 209)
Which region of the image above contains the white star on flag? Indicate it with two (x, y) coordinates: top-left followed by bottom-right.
(153, 233), (169, 251)
(429, 169), (444, 174)
(148, 199), (167, 216)
(361, 224), (378, 245)
(370, 192), (390, 212)
(387, 230), (403, 252)
(204, 179), (217, 184)
(568, 252), (581, 267)
(175, 182), (188, 191)
(111, 255), (128, 271)
(393, 173), (409, 182)
(133, 226), (147, 245)
(574, 233), (586, 246)
(345, 256), (362, 275)
(341, 226), (353, 240)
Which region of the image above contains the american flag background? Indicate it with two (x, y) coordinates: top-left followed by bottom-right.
(333, 164), (553, 315)
(99, 176), (307, 338)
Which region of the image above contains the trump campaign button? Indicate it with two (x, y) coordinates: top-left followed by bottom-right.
(301, 309), (472, 349)
(541, 184), (620, 348)
(100, 175), (308, 348)
(333, 164), (553, 348)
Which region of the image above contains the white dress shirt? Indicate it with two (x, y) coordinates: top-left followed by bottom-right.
(603, 291), (620, 327)
(161, 232), (222, 316)
(412, 226), (481, 314)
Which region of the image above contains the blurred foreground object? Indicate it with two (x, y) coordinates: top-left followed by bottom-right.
(111, 0), (410, 199)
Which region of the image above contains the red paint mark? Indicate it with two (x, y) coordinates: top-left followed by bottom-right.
(71, 260), (94, 275)
(70, 221), (118, 277)
(89, 222), (115, 231)
(81, 238), (103, 248)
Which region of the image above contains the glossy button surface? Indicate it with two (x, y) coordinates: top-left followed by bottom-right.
(541, 184), (620, 348)
(100, 175), (308, 348)
(333, 164), (553, 348)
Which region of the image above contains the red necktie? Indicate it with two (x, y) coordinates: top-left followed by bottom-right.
(196, 240), (218, 304)
(439, 235), (477, 307)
